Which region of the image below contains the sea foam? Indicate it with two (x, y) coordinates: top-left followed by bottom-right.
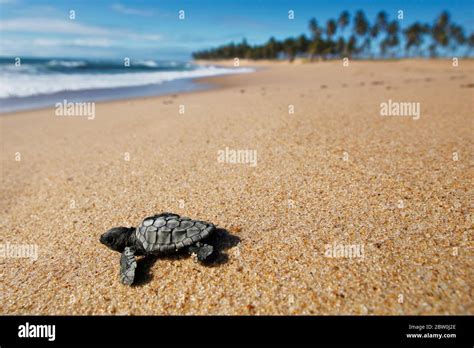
(0, 64), (253, 98)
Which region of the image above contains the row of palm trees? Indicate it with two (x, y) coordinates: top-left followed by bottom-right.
(192, 10), (474, 61)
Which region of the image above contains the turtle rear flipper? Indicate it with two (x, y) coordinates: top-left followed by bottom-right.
(120, 247), (137, 285)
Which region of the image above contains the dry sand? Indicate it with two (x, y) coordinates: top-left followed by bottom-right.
(0, 60), (473, 315)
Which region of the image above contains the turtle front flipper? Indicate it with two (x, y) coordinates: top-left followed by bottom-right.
(187, 242), (214, 262)
(120, 247), (137, 285)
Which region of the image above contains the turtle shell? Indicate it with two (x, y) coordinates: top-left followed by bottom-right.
(135, 213), (215, 253)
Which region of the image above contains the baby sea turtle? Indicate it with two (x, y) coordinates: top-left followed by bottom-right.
(100, 213), (216, 285)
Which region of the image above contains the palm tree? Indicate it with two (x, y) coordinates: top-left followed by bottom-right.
(325, 19), (337, 57)
(467, 33), (474, 55)
(336, 37), (346, 56)
(338, 11), (350, 35)
(283, 37), (297, 62)
(309, 18), (322, 39)
(264, 37), (278, 59)
(354, 11), (369, 36)
(238, 38), (251, 58)
(371, 11), (388, 57)
(437, 11), (450, 27)
(404, 22), (428, 57)
(308, 18), (323, 60)
(449, 23), (466, 53)
(376, 11), (388, 31)
(370, 20), (380, 39)
(385, 20), (400, 57)
(353, 10), (370, 56)
(346, 35), (358, 58)
(336, 11), (350, 58)
(428, 43), (437, 57)
(193, 9), (471, 61)
(326, 19), (337, 39)
(296, 34), (310, 56)
(431, 11), (451, 56)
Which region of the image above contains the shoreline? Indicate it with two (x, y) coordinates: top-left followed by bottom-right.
(0, 78), (213, 115)
(0, 60), (271, 116)
(0, 62), (256, 114)
(2, 58), (467, 115)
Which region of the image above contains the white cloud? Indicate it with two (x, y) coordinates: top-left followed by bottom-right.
(0, 18), (112, 35)
(0, 17), (162, 41)
(70, 38), (114, 47)
(130, 33), (161, 41)
(111, 3), (153, 17)
(32, 38), (114, 48)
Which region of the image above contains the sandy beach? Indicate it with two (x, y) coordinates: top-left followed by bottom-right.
(1, 60), (472, 315)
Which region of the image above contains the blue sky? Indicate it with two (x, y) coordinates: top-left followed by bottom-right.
(1, 0), (473, 60)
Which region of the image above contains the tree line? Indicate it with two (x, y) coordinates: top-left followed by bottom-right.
(192, 10), (474, 61)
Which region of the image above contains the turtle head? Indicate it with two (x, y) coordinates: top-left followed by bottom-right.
(100, 227), (134, 252)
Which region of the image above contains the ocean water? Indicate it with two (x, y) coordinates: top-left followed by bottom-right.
(0, 57), (253, 112)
